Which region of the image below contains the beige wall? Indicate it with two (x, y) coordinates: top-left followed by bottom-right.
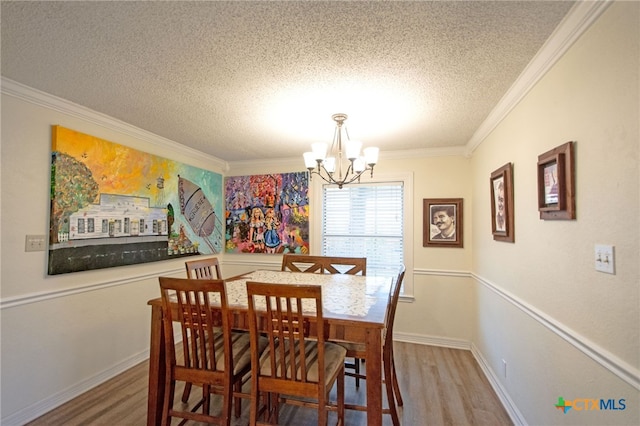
(0, 90), (476, 424)
(223, 146), (477, 345)
(470, 2), (639, 424)
(0, 93), (207, 422)
(1, 2), (638, 424)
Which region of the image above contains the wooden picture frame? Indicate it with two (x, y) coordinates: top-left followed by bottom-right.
(537, 141), (575, 220)
(490, 163), (514, 242)
(423, 198), (463, 248)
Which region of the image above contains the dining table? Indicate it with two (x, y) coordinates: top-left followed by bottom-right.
(146, 269), (393, 426)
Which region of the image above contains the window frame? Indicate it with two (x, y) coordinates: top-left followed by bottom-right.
(309, 171), (414, 298)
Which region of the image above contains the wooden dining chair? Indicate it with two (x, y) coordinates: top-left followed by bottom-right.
(282, 254), (367, 386)
(333, 264), (406, 425)
(185, 256), (222, 280)
(246, 281), (346, 426)
(281, 254), (366, 275)
(158, 276), (265, 426)
(181, 256), (223, 403)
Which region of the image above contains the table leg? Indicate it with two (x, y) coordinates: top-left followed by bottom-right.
(365, 327), (383, 426)
(147, 304), (165, 426)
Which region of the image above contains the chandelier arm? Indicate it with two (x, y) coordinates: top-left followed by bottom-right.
(341, 168), (370, 186)
(309, 169), (342, 187)
(309, 163), (374, 188)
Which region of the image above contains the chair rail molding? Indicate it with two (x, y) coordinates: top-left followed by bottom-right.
(473, 272), (640, 391)
(0, 266), (183, 310)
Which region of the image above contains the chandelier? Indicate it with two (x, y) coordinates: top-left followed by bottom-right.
(303, 113), (379, 189)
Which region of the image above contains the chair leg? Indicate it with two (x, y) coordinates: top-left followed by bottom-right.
(249, 386), (259, 426)
(391, 355), (404, 407)
(337, 365), (345, 426)
(234, 379), (242, 418)
(261, 392), (279, 424)
(160, 377), (175, 426)
(318, 391), (327, 426)
(222, 383), (232, 426)
(384, 354), (400, 426)
(354, 357), (361, 388)
(203, 384), (211, 416)
(181, 382), (192, 403)
(272, 392), (280, 423)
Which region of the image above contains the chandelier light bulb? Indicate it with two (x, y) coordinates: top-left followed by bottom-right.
(345, 140), (362, 161)
(312, 142), (328, 161)
(324, 157), (336, 173)
(364, 147), (379, 166)
(303, 152), (317, 169)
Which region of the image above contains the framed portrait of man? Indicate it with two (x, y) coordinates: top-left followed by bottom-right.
(423, 198), (463, 248)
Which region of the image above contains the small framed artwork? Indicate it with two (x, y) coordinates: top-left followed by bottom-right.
(537, 141), (575, 220)
(490, 163), (514, 242)
(423, 198), (463, 248)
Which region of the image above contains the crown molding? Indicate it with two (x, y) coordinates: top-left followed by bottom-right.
(1, 77), (230, 172)
(465, 0), (613, 155)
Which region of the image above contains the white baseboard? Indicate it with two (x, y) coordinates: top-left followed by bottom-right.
(1, 350), (150, 426)
(394, 331), (471, 350)
(394, 332), (524, 425)
(470, 343), (527, 426)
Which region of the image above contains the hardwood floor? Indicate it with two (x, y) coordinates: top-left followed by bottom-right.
(26, 342), (512, 425)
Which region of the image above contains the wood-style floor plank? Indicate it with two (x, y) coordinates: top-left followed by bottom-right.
(26, 342), (512, 425)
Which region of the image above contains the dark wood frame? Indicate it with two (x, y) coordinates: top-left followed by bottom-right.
(423, 198), (464, 248)
(537, 141), (575, 220)
(490, 163), (514, 242)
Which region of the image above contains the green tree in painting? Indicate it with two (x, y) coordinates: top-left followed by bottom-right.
(167, 203), (175, 237)
(50, 152), (99, 243)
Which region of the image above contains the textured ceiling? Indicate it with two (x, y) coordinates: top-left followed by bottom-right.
(1, 1), (575, 162)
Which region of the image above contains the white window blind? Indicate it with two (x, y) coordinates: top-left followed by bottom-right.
(321, 182), (404, 277)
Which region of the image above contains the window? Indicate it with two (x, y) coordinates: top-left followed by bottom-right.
(317, 172), (413, 297)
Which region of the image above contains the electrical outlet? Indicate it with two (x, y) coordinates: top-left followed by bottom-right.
(25, 235), (46, 252)
(595, 244), (615, 274)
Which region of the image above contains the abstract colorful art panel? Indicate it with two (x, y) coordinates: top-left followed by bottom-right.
(48, 126), (223, 274)
(225, 172), (309, 254)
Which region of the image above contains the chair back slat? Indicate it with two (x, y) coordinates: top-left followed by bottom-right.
(159, 277), (230, 375)
(247, 282), (323, 384)
(185, 257), (222, 280)
(246, 281), (345, 424)
(281, 254), (366, 275)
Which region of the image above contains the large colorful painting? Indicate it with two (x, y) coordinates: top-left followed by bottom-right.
(48, 126), (223, 275)
(225, 172), (309, 254)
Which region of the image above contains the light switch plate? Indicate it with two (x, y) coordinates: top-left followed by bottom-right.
(25, 234), (46, 252)
(595, 244), (615, 274)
